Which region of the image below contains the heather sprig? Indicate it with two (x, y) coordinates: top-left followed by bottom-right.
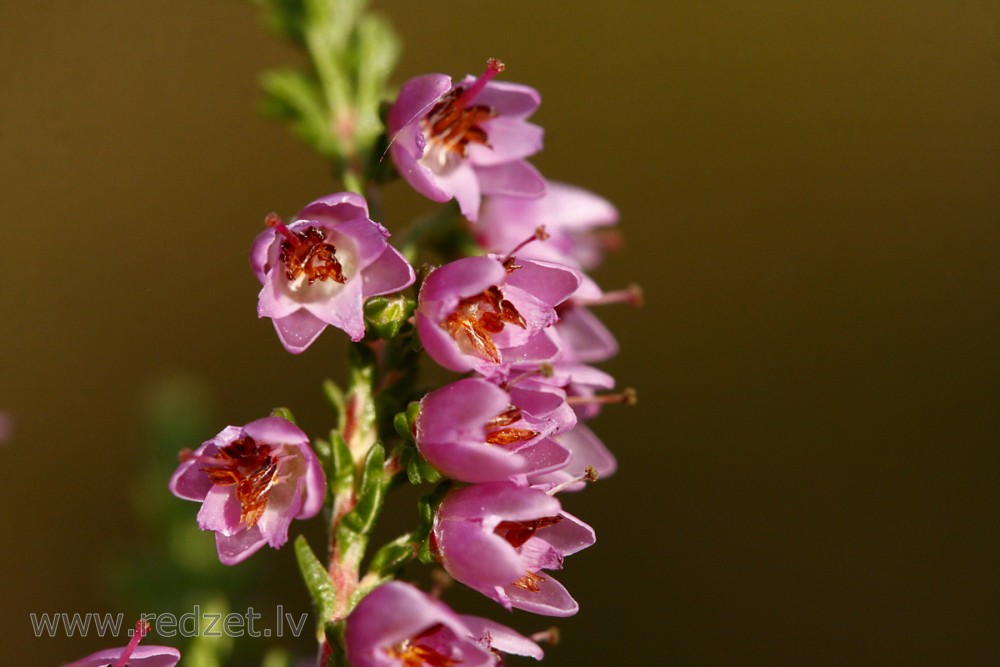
(160, 1), (637, 665)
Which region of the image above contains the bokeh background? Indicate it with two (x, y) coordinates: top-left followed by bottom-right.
(2, 1), (998, 664)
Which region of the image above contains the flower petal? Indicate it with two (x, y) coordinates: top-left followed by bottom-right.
(476, 160), (547, 199)
(271, 309), (329, 354)
(214, 525), (267, 565)
(502, 573), (578, 616)
(436, 520), (524, 587)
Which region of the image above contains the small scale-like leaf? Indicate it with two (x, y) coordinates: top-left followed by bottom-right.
(394, 411), (414, 444)
(341, 442), (386, 535)
(329, 431), (354, 495)
(367, 532), (415, 578)
(293, 535), (336, 640)
(363, 294), (415, 339)
(260, 68), (338, 158)
(270, 406), (297, 424)
(415, 480), (451, 563)
(323, 379), (345, 428)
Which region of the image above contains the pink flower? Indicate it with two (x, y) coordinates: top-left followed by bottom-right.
(64, 647), (179, 667)
(169, 417), (325, 565)
(415, 377), (573, 483)
(433, 482), (595, 617)
(477, 181), (619, 270)
(388, 59), (546, 221)
(251, 192), (414, 352)
(416, 255), (581, 380)
(64, 621), (178, 667)
(344, 581), (541, 667)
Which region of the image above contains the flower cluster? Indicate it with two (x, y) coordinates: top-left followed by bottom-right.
(162, 43), (632, 667)
(342, 59), (632, 656)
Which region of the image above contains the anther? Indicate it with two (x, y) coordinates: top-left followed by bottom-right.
(546, 466), (599, 496)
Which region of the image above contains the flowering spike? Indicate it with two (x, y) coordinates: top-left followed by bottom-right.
(113, 620), (150, 667)
(455, 57), (506, 108)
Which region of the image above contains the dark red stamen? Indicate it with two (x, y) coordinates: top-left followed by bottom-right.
(195, 435), (279, 528)
(441, 284), (527, 363)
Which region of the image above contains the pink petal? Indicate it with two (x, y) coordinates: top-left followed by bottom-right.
(466, 118), (543, 165)
(502, 573), (578, 617)
(476, 160), (547, 198)
(215, 525), (267, 565)
(272, 309), (329, 354)
(461, 78), (541, 117)
(436, 520), (524, 587)
(362, 244), (415, 298)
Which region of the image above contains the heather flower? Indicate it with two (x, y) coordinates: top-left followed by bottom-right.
(388, 59), (545, 221)
(169, 416), (325, 565)
(433, 482), (595, 616)
(415, 377), (573, 483)
(344, 581), (541, 667)
(64, 621), (179, 667)
(64, 646), (180, 667)
(477, 181), (619, 269)
(416, 254), (581, 379)
(250, 192), (415, 352)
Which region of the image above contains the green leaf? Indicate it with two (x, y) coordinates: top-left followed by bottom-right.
(341, 442), (386, 535)
(260, 68), (338, 158)
(416, 481), (451, 563)
(323, 622), (348, 667)
(367, 532), (415, 579)
(313, 437), (332, 477)
(323, 379), (346, 428)
(393, 410), (415, 444)
(293, 535), (336, 640)
(351, 13), (400, 154)
(329, 430), (354, 495)
(269, 406), (297, 423)
(253, 0), (307, 45)
(363, 294), (415, 339)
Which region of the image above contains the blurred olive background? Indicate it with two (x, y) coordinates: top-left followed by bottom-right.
(2, 1), (998, 664)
